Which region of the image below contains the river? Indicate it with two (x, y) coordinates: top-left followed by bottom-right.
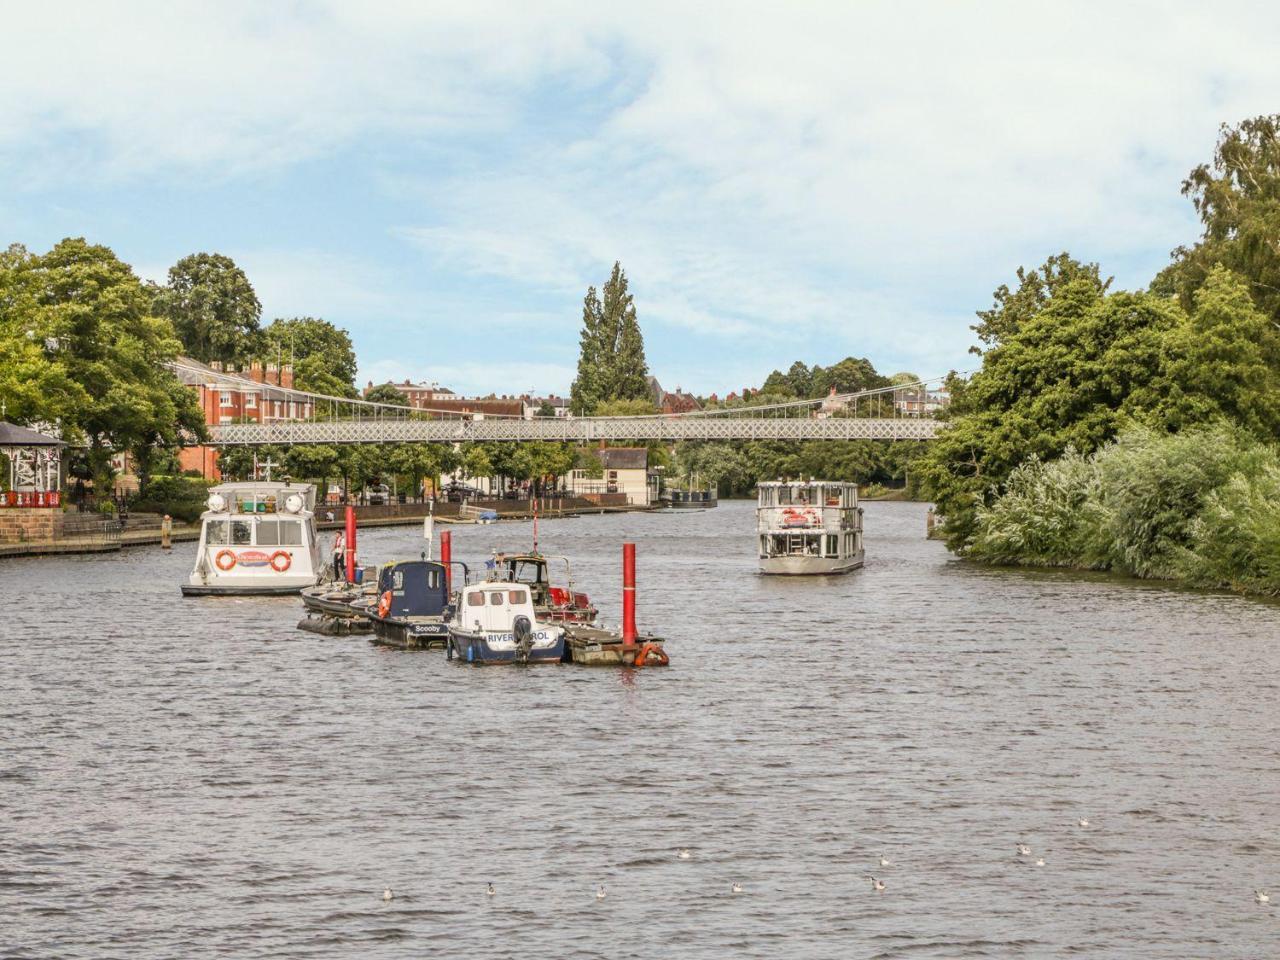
(3, 500), (1278, 958)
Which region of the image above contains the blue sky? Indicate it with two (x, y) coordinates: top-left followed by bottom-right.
(3, 2), (1278, 396)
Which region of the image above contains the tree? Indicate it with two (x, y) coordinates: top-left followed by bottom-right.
(1157, 115), (1280, 322)
(570, 285), (605, 415)
(918, 269), (1182, 550)
(0, 244), (87, 426)
(153, 252), (261, 364)
(592, 397), (658, 417)
(365, 383), (410, 406)
(1157, 266), (1280, 439)
(11, 239), (208, 489)
(812, 356), (889, 396)
(569, 262), (650, 414)
(261, 317), (358, 397)
(971, 253), (1111, 353)
(536, 399), (556, 417)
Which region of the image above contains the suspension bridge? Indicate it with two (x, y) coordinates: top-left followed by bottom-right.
(178, 361), (948, 447)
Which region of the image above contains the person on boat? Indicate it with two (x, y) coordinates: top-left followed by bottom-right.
(332, 531), (345, 581)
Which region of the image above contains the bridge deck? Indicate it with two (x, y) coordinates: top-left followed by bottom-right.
(208, 416), (940, 446)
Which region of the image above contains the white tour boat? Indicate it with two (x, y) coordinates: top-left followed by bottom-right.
(182, 480), (325, 596)
(757, 480), (864, 575)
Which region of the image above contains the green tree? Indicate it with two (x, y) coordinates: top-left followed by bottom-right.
(261, 317), (358, 397)
(364, 383), (410, 406)
(0, 243), (87, 425)
(154, 252), (262, 364)
(971, 253), (1111, 353)
(593, 397), (659, 417)
(1157, 266), (1280, 439)
(569, 262), (650, 413)
(1157, 115), (1280, 322)
(13, 239), (208, 489)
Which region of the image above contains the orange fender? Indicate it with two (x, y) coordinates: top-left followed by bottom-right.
(631, 642), (669, 668)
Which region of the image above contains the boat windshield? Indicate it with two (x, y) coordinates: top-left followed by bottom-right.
(509, 560), (546, 584)
(205, 518), (252, 545)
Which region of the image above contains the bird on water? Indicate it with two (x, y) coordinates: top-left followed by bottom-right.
(487, 883), (495, 896)
(596, 885), (607, 900)
(870, 877), (885, 893)
(1035, 858), (1046, 867)
(677, 848), (692, 860)
(879, 856), (891, 867)
(1257, 890), (1271, 905)
(383, 888), (393, 901)
(1078, 818), (1090, 828)
(731, 882), (743, 894)
(1017, 843), (1032, 857)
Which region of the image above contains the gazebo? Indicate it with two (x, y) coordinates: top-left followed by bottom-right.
(0, 422), (65, 508)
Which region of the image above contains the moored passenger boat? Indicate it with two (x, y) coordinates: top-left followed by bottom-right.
(366, 559), (462, 649)
(448, 582), (566, 664)
(757, 481), (864, 575)
(183, 481), (324, 595)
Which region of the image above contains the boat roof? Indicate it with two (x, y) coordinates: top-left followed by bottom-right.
(758, 480), (858, 488)
(210, 481), (314, 493)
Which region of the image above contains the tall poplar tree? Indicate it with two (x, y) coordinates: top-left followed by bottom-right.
(569, 262), (650, 414)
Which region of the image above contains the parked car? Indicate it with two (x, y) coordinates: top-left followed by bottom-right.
(366, 484), (391, 505)
(444, 481), (480, 503)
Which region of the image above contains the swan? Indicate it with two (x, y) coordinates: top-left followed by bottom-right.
(383, 888), (393, 901)
(870, 877), (885, 892)
(1257, 890), (1270, 904)
(731, 882), (743, 894)
(677, 849), (692, 860)
(1078, 818), (1090, 828)
(1017, 843), (1031, 857)
(879, 856), (891, 867)
(1035, 858), (1046, 867)
(596, 885), (607, 900)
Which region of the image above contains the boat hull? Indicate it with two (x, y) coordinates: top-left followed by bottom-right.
(758, 553), (865, 576)
(182, 582), (313, 596)
(448, 628), (566, 664)
(369, 617), (450, 650)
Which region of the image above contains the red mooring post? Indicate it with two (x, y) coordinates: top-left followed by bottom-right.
(440, 530), (452, 593)
(344, 505), (357, 584)
(622, 542), (637, 645)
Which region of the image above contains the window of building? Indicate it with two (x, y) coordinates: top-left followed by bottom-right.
(220, 392), (233, 406)
(246, 394), (257, 408)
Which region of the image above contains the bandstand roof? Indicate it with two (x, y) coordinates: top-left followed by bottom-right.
(0, 422), (64, 448)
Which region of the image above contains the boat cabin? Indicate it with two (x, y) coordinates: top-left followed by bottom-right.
(459, 583), (539, 633)
(491, 552), (595, 621)
(376, 560), (450, 619)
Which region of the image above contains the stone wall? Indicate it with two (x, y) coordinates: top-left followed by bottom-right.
(0, 508), (60, 544)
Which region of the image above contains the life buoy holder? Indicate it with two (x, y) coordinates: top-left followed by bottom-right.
(269, 551), (292, 573)
(631, 642), (669, 668)
(215, 549), (237, 571)
(377, 590), (393, 619)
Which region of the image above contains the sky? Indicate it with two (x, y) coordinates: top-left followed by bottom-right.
(3, 1), (1279, 397)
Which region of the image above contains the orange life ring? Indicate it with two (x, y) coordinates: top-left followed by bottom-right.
(269, 551), (292, 572)
(631, 642), (669, 668)
(215, 549), (237, 571)
(377, 590), (392, 619)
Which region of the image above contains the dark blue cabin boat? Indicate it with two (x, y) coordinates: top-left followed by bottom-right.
(366, 560), (454, 649)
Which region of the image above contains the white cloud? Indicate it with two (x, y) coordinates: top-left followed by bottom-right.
(4, 2), (1280, 392)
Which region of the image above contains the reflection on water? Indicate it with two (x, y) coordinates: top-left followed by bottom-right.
(3, 501), (1279, 958)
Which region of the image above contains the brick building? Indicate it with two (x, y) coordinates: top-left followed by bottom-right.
(176, 358), (317, 479)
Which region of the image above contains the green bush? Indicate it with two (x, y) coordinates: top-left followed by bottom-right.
(968, 422), (1280, 596)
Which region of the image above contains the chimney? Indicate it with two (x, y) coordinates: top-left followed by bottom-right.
(266, 362), (279, 386)
(281, 364), (294, 389)
(225, 362), (236, 374)
(210, 361), (223, 372)
(250, 361), (265, 383)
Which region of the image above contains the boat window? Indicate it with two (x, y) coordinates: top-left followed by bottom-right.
(426, 569), (439, 590)
(205, 520), (228, 545)
(827, 535), (838, 555)
(508, 590), (527, 604)
(489, 592), (505, 605)
(513, 561), (544, 583)
(277, 520), (303, 545)
(256, 520), (280, 545)
(467, 592), (485, 607)
(231, 520), (252, 545)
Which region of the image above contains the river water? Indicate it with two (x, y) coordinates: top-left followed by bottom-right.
(3, 500), (1279, 958)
